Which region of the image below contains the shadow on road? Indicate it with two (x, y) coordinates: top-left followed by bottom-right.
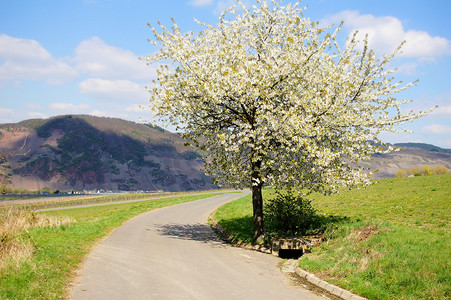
(154, 223), (227, 247)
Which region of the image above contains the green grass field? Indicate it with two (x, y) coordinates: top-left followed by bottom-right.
(213, 175), (451, 300)
(0, 192), (223, 299)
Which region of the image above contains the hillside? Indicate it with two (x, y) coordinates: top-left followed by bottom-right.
(0, 115), (214, 192)
(362, 143), (451, 178)
(1, 115), (450, 191)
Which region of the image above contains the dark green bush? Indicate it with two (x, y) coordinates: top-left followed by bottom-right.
(264, 189), (318, 236)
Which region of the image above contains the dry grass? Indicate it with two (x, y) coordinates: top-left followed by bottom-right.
(0, 208), (73, 270)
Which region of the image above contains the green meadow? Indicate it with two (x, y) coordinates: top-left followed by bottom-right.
(214, 175), (451, 299)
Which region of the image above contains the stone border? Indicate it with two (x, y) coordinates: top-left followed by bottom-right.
(283, 260), (367, 300)
(208, 212), (367, 300)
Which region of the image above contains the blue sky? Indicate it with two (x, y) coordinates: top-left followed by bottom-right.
(1, 0), (450, 148)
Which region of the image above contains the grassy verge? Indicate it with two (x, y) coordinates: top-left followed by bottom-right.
(0, 192), (223, 299)
(213, 175), (450, 300)
(213, 192), (255, 244)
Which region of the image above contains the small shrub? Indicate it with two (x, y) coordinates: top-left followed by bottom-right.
(395, 170), (406, 178)
(422, 165), (433, 176)
(434, 165), (449, 175)
(264, 189), (318, 236)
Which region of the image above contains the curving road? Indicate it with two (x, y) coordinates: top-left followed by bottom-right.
(70, 191), (323, 299)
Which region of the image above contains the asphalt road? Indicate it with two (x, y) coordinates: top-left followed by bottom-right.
(70, 191), (324, 299)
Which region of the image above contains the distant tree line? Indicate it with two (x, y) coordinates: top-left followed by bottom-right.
(395, 165), (449, 178)
(0, 184), (52, 195)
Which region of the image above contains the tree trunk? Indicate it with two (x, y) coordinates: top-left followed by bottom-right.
(251, 159), (265, 241)
(252, 183), (265, 241)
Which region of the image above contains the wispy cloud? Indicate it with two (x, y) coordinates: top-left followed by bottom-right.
(0, 107), (14, 123)
(188, 0), (213, 6)
(78, 78), (148, 103)
(23, 103), (43, 110)
(422, 124), (451, 135)
(125, 104), (146, 113)
(214, 0), (237, 15)
(49, 103), (91, 113)
(0, 107), (13, 114)
(0, 108), (47, 123)
(27, 112), (48, 119)
(431, 105), (451, 117)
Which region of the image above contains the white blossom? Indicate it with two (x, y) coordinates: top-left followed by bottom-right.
(145, 0), (429, 194)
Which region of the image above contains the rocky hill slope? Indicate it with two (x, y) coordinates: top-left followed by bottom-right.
(1, 115), (450, 192)
(0, 115), (214, 192)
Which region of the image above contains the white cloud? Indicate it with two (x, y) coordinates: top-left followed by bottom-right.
(188, 0), (213, 6)
(403, 30), (451, 60)
(0, 108), (14, 123)
(0, 107), (25, 123)
(427, 92), (451, 118)
(214, 0), (237, 15)
(23, 103), (43, 110)
(0, 107), (13, 114)
(394, 62), (418, 76)
(431, 105), (451, 116)
(27, 112), (48, 119)
(0, 34), (52, 62)
(0, 105), (49, 123)
(78, 78), (148, 102)
(49, 102), (91, 113)
(88, 110), (111, 118)
(441, 140), (451, 149)
(74, 37), (157, 82)
(125, 104), (146, 113)
(84, 107), (151, 125)
(0, 34), (78, 85)
(0, 35), (159, 87)
(325, 11), (451, 61)
(422, 124), (451, 134)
